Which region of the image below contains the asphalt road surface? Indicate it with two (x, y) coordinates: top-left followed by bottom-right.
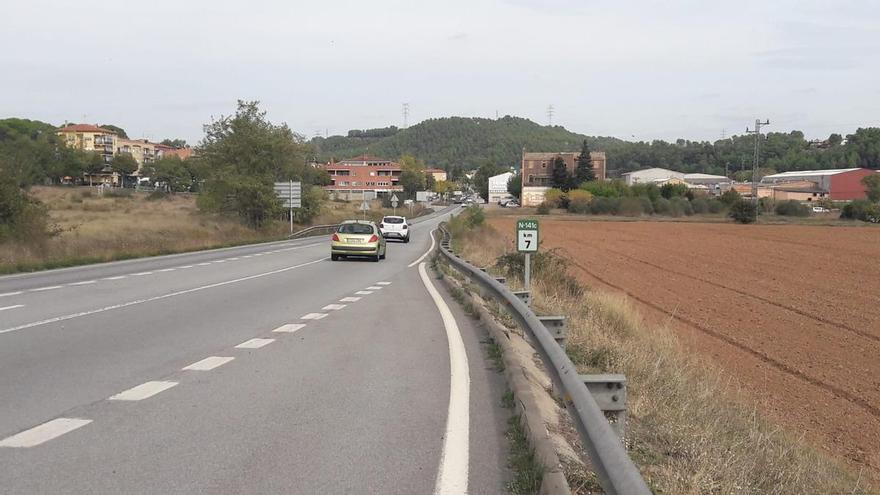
(0, 206), (511, 494)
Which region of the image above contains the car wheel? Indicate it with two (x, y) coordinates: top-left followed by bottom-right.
(373, 254), (380, 262)
(331, 254), (338, 261)
(404, 236), (410, 243)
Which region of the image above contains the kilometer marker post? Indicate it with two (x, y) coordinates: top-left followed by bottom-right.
(516, 218), (539, 305)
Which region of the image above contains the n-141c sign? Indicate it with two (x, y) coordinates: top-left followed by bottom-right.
(516, 219), (539, 253)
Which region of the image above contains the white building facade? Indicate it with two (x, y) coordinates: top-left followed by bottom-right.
(487, 172), (514, 203)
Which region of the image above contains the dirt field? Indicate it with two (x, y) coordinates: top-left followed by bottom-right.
(488, 216), (880, 473)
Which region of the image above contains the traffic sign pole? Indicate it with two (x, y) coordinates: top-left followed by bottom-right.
(516, 218), (539, 306)
(524, 253), (531, 296)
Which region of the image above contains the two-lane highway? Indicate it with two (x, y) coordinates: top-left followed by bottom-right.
(0, 207), (511, 494)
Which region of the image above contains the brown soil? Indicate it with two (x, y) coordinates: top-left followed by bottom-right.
(488, 216), (880, 474)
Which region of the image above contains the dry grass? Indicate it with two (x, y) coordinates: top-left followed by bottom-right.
(450, 211), (873, 494)
(0, 187), (429, 274)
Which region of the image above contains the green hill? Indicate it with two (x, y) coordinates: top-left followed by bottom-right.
(311, 116), (623, 170)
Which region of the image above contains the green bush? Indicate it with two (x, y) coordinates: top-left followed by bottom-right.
(567, 189), (593, 214)
(616, 197), (644, 217)
(720, 188), (741, 206)
(544, 188), (566, 209)
(639, 196), (655, 215)
(669, 197), (694, 217)
(729, 199), (757, 224)
(691, 198), (709, 214)
(840, 200), (880, 223)
(707, 198), (725, 214)
(652, 197), (670, 215)
(536, 202), (550, 215)
(631, 183), (661, 201)
(581, 181), (622, 198)
(590, 197), (618, 215)
(774, 200), (810, 217)
(0, 181), (56, 245)
(660, 182), (690, 199)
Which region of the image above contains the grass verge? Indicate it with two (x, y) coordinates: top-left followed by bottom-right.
(447, 208), (873, 494)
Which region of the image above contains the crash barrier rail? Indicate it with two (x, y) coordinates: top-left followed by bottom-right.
(289, 224), (340, 239)
(436, 223), (651, 495)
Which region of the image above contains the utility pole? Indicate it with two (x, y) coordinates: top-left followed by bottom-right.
(546, 105), (554, 126)
(746, 119), (770, 214)
(402, 103), (410, 128)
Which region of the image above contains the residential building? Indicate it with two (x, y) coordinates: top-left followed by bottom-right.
(521, 150), (606, 186)
(320, 155), (403, 201)
(487, 172), (514, 203)
(56, 124), (117, 163)
(158, 146), (194, 160)
(116, 138), (165, 173)
(761, 168), (875, 201)
(425, 168), (447, 182)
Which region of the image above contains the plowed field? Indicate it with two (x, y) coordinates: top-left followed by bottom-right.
(488, 217), (880, 472)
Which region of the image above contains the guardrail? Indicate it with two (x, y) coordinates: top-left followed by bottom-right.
(436, 223), (651, 495)
(288, 224), (340, 239)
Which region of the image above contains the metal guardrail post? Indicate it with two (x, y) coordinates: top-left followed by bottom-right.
(581, 374), (628, 443)
(537, 316), (567, 348)
(434, 223), (651, 495)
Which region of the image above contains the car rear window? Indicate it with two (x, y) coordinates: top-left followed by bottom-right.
(383, 217), (405, 224)
(338, 223), (374, 234)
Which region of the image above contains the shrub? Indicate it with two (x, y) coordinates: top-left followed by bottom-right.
(103, 188), (132, 198)
(639, 196), (654, 215)
(729, 199), (757, 224)
(774, 200), (810, 217)
(0, 182), (56, 245)
(543, 188), (566, 209)
(707, 198), (725, 214)
(758, 197), (776, 213)
(720, 188), (741, 206)
(616, 197), (644, 217)
(652, 197), (670, 215)
(660, 182), (690, 199)
(691, 198), (709, 214)
(631, 183), (661, 201)
(581, 181), (622, 198)
(669, 197), (694, 217)
(840, 200), (880, 223)
(590, 197), (618, 215)
(536, 202), (550, 215)
(567, 189), (593, 214)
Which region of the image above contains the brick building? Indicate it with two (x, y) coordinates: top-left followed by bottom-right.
(320, 155), (403, 201)
(521, 150), (606, 186)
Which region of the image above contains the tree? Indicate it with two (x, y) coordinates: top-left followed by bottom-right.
(160, 138), (188, 148)
(99, 124), (128, 138)
(729, 199), (757, 224)
(433, 180), (451, 199)
(828, 133), (843, 147)
(398, 154), (427, 199)
(660, 182), (689, 199)
(575, 140), (596, 185)
(196, 100), (315, 227)
(146, 156), (193, 192)
(473, 162), (504, 201)
(550, 156), (572, 191)
(863, 174), (880, 203)
(111, 153), (139, 175)
(507, 173), (522, 199)
(844, 128), (880, 169)
(719, 188), (741, 206)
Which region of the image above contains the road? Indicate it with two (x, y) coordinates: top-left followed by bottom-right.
(0, 207), (511, 494)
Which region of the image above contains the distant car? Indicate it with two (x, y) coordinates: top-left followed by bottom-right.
(330, 220), (387, 262)
(503, 200), (520, 208)
(379, 215), (410, 243)
(812, 206), (830, 213)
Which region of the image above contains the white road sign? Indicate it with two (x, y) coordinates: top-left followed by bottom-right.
(274, 181), (302, 208)
(516, 219), (539, 253)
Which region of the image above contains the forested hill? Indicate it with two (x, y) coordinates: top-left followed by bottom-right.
(310, 116), (624, 170)
(311, 116), (880, 177)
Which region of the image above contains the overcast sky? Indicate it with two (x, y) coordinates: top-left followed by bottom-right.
(2, 0), (879, 144)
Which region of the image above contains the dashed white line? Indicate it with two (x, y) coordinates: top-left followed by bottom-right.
(227, 257), (240, 261)
(0, 258), (327, 336)
(376, 282), (392, 286)
(109, 381), (178, 401)
(197, 262), (211, 266)
(322, 304), (346, 311)
(355, 291), (373, 295)
(235, 338), (275, 349)
(102, 276), (126, 281)
(179, 265), (193, 269)
(339, 297), (361, 303)
(30, 286), (62, 292)
(183, 356), (235, 371)
(131, 272), (153, 276)
(0, 291), (23, 297)
(213, 260), (226, 264)
(157, 268), (176, 272)
(68, 280), (96, 286)
(301, 313), (328, 320)
(0, 418), (92, 448)
(272, 323), (306, 333)
(0, 304), (24, 312)
(419, 262), (470, 494)
(366, 286), (383, 290)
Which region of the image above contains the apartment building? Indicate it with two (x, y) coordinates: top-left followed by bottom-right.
(56, 124), (118, 163)
(521, 150), (607, 186)
(320, 155), (403, 201)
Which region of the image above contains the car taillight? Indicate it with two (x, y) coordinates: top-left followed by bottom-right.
(331, 233), (340, 242)
(368, 234), (379, 243)
(379, 223), (384, 228)
(402, 224), (407, 229)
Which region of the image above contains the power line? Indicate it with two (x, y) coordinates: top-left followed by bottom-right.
(746, 119), (770, 215)
(402, 103), (410, 128)
(547, 104), (554, 126)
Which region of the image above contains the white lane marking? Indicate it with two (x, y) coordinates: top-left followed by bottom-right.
(68, 280), (96, 286)
(253, 253), (264, 257)
(30, 286), (62, 292)
(235, 338), (275, 349)
(197, 262), (211, 266)
(339, 297), (361, 303)
(355, 290), (373, 295)
(301, 313), (328, 320)
(0, 258), (327, 336)
(322, 304), (346, 311)
(0, 418), (92, 448)
(408, 230), (436, 268)
(227, 257), (240, 261)
(242, 255), (253, 259)
(0, 291), (23, 297)
(213, 260), (226, 264)
(376, 282), (392, 286)
(179, 265), (193, 269)
(273, 323), (306, 333)
(109, 381), (178, 401)
(131, 272), (153, 276)
(102, 276), (126, 280)
(366, 286), (383, 290)
(419, 262), (470, 495)
(0, 305), (24, 312)
(183, 356), (235, 371)
(157, 268), (176, 272)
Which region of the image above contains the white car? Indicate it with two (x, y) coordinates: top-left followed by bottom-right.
(379, 215), (411, 243)
(812, 206), (830, 213)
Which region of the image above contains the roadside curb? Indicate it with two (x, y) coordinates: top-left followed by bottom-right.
(436, 270), (571, 495)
